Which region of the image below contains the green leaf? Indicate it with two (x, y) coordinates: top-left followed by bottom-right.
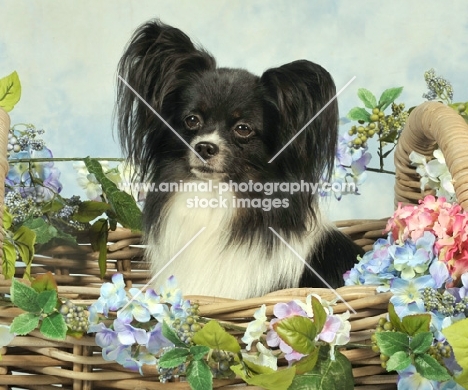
(22, 217), (58, 245)
(37, 290), (58, 314)
(3, 207), (13, 230)
(186, 360), (213, 390)
(2, 240), (17, 279)
(190, 345), (210, 361)
(410, 332), (433, 354)
(232, 364), (296, 390)
(73, 201), (111, 223)
(378, 87), (403, 111)
(192, 320), (241, 353)
(159, 347), (190, 369)
(288, 348), (353, 390)
(0, 71), (21, 112)
(357, 88), (377, 109)
(89, 218), (109, 278)
(293, 346), (320, 375)
(84, 157), (142, 231)
(375, 331), (409, 356)
(388, 304), (403, 332)
(162, 321), (187, 348)
(10, 312), (40, 335)
(311, 297), (327, 335)
(31, 272), (58, 293)
(273, 316), (317, 355)
(346, 107), (371, 122)
(442, 318), (468, 387)
(386, 350), (411, 372)
(401, 314), (431, 336)
(40, 312), (67, 340)
(13, 225), (36, 262)
(11, 278), (40, 312)
(414, 353), (451, 381)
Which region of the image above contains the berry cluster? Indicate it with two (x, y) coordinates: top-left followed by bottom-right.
(422, 68), (454, 103)
(59, 299), (88, 332)
(171, 303), (201, 345)
(209, 350), (235, 379)
(371, 317), (394, 369)
(347, 104), (408, 149)
(422, 287), (468, 317)
(4, 190), (42, 224)
(7, 124), (45, 157)
(428, 341), (452, 365)
(158, 363), (186, 383)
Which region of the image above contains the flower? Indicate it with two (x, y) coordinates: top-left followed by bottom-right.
(0, 325), (15, 350)
(241, 304), (268, 351)
(242, 342), (278, 370)
(390, 275), (436, 315)
(91, 273), (128, 316)
(318, 311), (351, 360)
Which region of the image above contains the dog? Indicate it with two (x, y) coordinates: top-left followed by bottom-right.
(116, 19), (362, 299)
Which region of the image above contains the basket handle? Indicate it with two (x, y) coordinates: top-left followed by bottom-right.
(0, 108), (9, 261)
(394, 101), (468, 210)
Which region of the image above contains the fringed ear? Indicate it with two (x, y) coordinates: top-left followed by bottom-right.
(260, 60), (338, 188)
(116, 19), (216, 179)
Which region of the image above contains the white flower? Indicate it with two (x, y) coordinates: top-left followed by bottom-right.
(76, 172), (103, 200)
(242, 342), (278, 370)
(241, 304), (267, 351)
(0, 325), (15, 350)
(318, 311), (351, 360)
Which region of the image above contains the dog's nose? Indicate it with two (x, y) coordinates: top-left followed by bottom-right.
(195, 142), (219, 159)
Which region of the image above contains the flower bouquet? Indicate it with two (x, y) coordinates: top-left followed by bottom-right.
(2, 68), (468, 390)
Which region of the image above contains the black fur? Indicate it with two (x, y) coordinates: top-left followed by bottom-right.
(116, 19), (362, 296)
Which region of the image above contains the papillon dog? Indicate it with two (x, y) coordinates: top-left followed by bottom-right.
(116, 19), (362, 299)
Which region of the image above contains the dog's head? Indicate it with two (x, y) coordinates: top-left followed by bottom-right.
(117, 19), (338, 200)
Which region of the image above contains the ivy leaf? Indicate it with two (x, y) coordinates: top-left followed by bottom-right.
(40, 312), (67, 340)
(378, 87), (403, 111)
(89, 218), (109, 278)
(375, 331), (409, 356)
(410, 332), (433, 354)
(273, 316), (317, 355)
(311, 297), (327, 335)
(288, 348), (353, 390)
(442, 318), (468, 387)
(401, 314), (431, 336)
(2, 240), (17, 279)
(232, 364), (296, 390)
(386, 350), (411, 372)
(190, 345), (210, 361)
(84, 157), (142, 231)
(11, 278), (40, 312)
(347, 107), (371, 122)
(162, 321), (187, 348)
(73, 201), (111, 223)
(22, 217), (58, 245)
(159, 348), (190, 369)
(37, 290), (58, 314)
(3, 207), (13, 230)
(186, 360), (213, 390)
(414, 353), (451, 381)
(357, 88), (377, 109)
(31, 272), (58, 293)
(0, 71), (21, 112)
(10, 312), (40, 335)
(192, 320), (241, 353)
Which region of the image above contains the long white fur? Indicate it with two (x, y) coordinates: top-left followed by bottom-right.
(146, 187), (329, 299)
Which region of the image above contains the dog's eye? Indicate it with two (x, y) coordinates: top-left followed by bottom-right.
(234, 124), (252, 137)
(185, 115), (201, 130)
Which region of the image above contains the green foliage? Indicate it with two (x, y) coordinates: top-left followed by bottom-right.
(442, 318), (468, 387)
(273, 316), (317, 355)
(0, 71), (21, 112)
(9, 278), (66, 340)
(231, 363), (296, 390)
(288, 348), (353, 390)
(192, 320), (241, 353)
(375, 305), (451, 382)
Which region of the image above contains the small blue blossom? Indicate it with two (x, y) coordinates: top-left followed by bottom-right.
(390, 275), (436, 315)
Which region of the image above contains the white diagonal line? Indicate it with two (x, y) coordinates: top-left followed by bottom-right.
(119, 227), (206, 311)
(268, 76), (357, 163)
(269, 227), (356, 314)
(118, 75), (207, 163)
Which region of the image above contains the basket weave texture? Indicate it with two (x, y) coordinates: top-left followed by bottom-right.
(0, 101), (465, 389)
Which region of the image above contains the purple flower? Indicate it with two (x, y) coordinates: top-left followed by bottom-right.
(113, 318), (149, 346)
(146, 323), (173, 354)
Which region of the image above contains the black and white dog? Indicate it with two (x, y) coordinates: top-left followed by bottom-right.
(116, 19), (361, 299)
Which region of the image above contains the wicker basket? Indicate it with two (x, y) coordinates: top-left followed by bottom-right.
(0, 101), (465, 389)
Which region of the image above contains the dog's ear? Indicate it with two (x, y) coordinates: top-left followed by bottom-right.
(116, 19), (215, 179)
(260, 60), (338, 187)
